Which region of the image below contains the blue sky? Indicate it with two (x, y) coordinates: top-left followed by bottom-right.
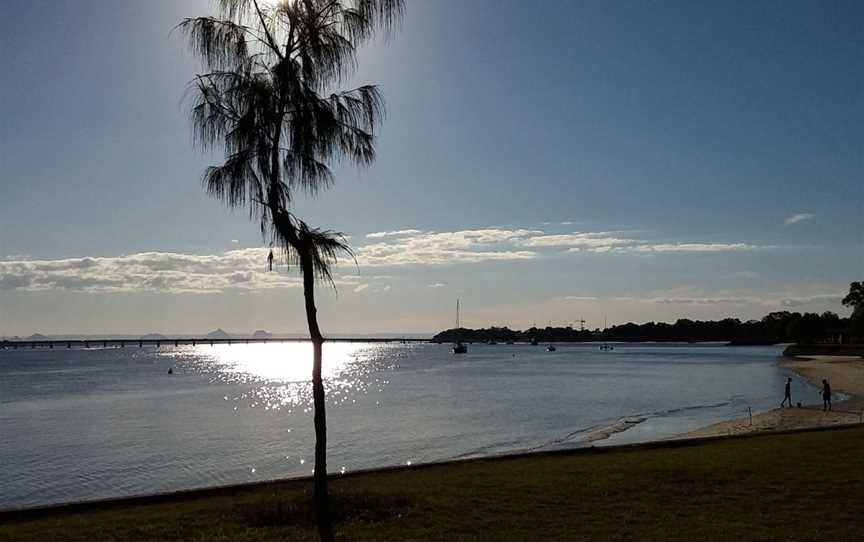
(1, 0), (861, 336)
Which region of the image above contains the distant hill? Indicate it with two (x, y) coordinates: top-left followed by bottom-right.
(140, 333), (167, 340)
(206, 328), (232, 339)
(252, 330), (273, 339)
(26, 333), (51, 341)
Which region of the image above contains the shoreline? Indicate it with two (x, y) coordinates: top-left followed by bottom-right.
(2, 421), (861, 520)
(681, 355), (864, 439)
(4, 426), (864, 541)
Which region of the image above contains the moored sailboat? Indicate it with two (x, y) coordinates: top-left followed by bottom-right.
(452, 300), (467, 354)
(599, 315), (614, 350)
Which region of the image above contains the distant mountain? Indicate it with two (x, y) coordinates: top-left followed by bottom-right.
(140, 333), (167, 340)
(206, 328), (232, 339)
(252, 330), (273, 339)
(26, 333), (51, 341)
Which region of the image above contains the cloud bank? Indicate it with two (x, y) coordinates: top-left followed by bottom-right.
(0, 249), (300, 294)
(356, 228), (766, 265)
(0, 227), (774, 294)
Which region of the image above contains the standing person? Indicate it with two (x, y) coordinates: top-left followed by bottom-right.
(821, 379), (832, 411)
(781, 377), (792, 408)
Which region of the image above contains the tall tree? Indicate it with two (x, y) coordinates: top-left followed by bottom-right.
(842, 281), (864, 337)
(179, 1), (403, 540)
(842, 281), (864, 314)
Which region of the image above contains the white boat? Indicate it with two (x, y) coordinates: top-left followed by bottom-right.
(452, 300), (467, 354)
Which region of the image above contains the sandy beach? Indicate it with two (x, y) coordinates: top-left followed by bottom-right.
(684, 355), (864, 438)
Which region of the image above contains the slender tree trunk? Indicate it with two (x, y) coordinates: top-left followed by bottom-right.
(300, 250), (335, 542)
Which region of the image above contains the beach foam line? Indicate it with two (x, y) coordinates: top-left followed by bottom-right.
(585, 417), (647, 442)
(450, 400), (736, 460)
(547, 400), (735, 447)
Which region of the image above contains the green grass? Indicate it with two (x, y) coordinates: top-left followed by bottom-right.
(3, 427), (864, 541)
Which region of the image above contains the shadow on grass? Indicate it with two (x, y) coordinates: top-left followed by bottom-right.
(240, 488), (412, 528)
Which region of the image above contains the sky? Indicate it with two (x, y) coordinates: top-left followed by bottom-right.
(0, 0), (862, 336)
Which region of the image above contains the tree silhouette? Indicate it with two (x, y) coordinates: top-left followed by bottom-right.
(842, 281), (864, 313)
(179, 1), (403, 539)
(842, 281), (864, 336)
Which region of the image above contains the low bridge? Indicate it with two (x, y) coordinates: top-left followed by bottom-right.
(0, 337), (430, 350)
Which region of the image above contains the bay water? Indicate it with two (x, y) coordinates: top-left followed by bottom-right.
(0, 342), (811, 510)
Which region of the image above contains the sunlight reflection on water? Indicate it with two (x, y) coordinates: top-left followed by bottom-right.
(162, 342), (401, 411)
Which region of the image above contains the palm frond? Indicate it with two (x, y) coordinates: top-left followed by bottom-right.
(177, 17), (252, 71)
(270, 210), (355, 289)
(342, 0), (404, 43)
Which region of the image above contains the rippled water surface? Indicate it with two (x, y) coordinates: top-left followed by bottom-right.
(0, 342), (808, 509)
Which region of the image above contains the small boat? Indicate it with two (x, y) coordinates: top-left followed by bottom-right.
(530, 337), (539, 346)
(505, 339), (514, 345)
(546, 345), (557, 352)
(452, 300), (467, 355)
(599, 315), (614, 350)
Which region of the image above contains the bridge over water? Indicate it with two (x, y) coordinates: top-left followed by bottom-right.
(0, 337), (431, 350)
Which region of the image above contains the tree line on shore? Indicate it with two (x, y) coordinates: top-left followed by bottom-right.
(435, 313), (864, 345)
(432, 311), (852, 344)
(435, 282), (864, 345)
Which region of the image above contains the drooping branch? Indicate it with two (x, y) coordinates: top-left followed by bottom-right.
(177, 17), (253, 71)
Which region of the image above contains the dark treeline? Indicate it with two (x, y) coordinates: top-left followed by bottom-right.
(432, 311), (855, 345)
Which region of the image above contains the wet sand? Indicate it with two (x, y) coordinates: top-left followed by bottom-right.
(683, 355), (864, 438)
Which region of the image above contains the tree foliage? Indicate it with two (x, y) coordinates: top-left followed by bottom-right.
(842, 281), (864, 312)
(179, 0), (403, 263)
(434, 311), (854, 345)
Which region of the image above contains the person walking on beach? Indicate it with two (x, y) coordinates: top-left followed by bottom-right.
(781, 377), (792, 408)
(821, 379), (832, 412)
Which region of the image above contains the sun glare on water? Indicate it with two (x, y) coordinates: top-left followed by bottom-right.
(204, 342), (362, 383)
(164, 342), (399, 411)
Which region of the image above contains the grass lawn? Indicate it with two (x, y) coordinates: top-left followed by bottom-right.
(2, 427), (863, 541)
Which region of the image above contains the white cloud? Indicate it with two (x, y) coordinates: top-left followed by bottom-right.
(365, 229), (425, 239)
(779, 294), (841, 307)
(428, 283), (446, 288)
(562, 295), (597, 301)
(352, 283), (392, 294)
(230, 239), (239, 244)
(353, 227), (771, 266)
(646, 296), (744, 305)
(784, 213), (814, 226)
(520, 232), (630, 251)
(356, 228), (540, 266)
(630, 243), (759, 253)
(611, 292), (842, 308)
(515, 231), (763, 254)
(0, 249), (304, 294)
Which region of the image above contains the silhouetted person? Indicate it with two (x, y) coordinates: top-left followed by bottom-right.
(821, 379), (832, 411)
(781, 377), (792, 407)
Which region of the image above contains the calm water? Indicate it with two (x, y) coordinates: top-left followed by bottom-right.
(0, 342), (812, 510)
